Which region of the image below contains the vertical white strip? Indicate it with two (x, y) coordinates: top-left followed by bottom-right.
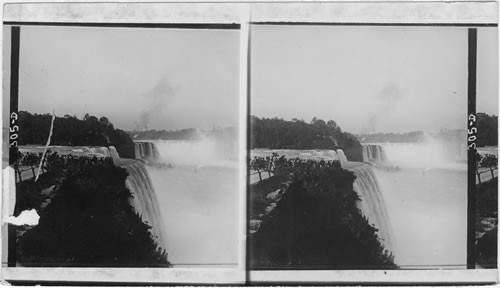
(1, 23), (12, 276)
(1, 17), (6, 275)
(237, 2), (250, 278)
(35, 111), (55, 182)
(2, 167), (15, 222)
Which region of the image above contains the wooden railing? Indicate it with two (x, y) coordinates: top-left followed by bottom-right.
(477, 167), (498, 185)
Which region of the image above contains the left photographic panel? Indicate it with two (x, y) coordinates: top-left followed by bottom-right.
(2, 5), (245, 282)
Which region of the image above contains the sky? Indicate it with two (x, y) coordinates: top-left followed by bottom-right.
(251, 25), (498, 134)
(8, 25), (240, 131)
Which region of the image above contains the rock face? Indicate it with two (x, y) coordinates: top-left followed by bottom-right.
(249, 219), (263, 234)
(477, 217), (497, 239)
(40, 185), (55, 197)
(266, 189), (282, 202)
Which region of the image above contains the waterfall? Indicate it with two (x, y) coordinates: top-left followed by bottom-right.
(109, 146), (120, 159)
(336, 149), (348, 166)
(83, 147), (109, 157)
(349, 163), (394, 253)
(79, 146), (120, 158)
(134, 141), (160, 161)
(116, 158), (166, 249)
(362, 144), (388, 163)
(319, 150), (339, 160)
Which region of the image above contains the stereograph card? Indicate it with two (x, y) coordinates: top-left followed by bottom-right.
(0, 1), (497, 285)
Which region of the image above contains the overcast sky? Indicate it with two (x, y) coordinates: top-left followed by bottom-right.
(10, 26), (240, 131)
(251, 25), (497, 134)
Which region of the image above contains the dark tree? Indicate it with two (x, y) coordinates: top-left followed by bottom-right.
(250, 157), (395, 268)
(18, 111), (135, 158)
(477, 113), (498, 147)
(249, 116), (363, 161)
(17, 159), (171, 267)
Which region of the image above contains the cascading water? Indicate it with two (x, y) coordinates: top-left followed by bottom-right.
(115, 158), (167, 249)
(79, 146), (121, 159)
(362, 144), (388, 163)
(368, 140), (467, 267)
(134, 141), (160, 161)
(109, 146), (120, 159)
(147, 139), (240, 265)
(349, 163), (394, 253)
(336, 149), (348, 166)
(319, 150), (340, 160)
(82, 147), (112, 157)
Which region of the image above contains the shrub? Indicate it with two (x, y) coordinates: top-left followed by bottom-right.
(17, 160), (171, 267)
(250, 156), (396, 268)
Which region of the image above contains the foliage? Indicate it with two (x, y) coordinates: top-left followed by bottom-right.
(250, 155), (396, 269)
(250, 116), (363, 161)
(480, 154), (498, 169)
(250, 172), (290, 218)
(17, 111), (135, 158)
(476, 178), (497, 267)
(249, 156), (270, 182)
(476, 152), (483, 169)
(16, 154), (171, 267)
(14, 172), (53, 216)
(477, 227), (497, 268)
(476, 113), (498, 147)
(249, 153), (342, 183)
(18, 152), (40, 168)
(476, 178), (498, 219)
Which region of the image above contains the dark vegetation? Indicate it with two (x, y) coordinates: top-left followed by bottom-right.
(18, 111), (135, 158)
(15, 152), (170, 267)
(250, 116), (363, 161)
(477, 153), (498, 170)
(476, 113), (498, 147)
(250, 172), (290, 218)
(476, 178), (498, 268)
(249, 155), (396, 269)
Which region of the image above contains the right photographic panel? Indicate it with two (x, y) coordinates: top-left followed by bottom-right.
(248, 25), (497, 270)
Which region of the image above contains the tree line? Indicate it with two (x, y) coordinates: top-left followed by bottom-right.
(477, 113), (498, 147)
(249, 152), (342, 182)
(14, 150), (115, 182)
(17, 111), (135, 159)
(250, 116), (363, 161)
(357, 112), (497, 147)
